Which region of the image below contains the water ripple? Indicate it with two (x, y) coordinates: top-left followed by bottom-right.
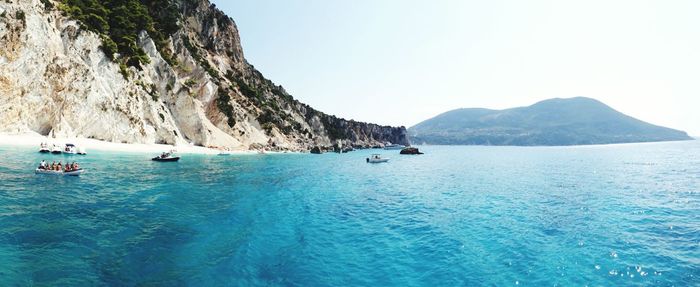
(0, 142), (698, 285)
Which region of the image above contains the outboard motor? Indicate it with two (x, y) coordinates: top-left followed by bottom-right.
(366, 158), (369, 163)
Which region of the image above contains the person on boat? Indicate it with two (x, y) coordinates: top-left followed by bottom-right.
(51, 161), (56, 170)
(57, 162), (62, 171)
(38, 160), (47, 170)
(73, 162), (80, 170)
(65, 164), (71, 172)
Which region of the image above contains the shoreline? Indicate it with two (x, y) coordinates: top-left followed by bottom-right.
(0, 132), (259, 155)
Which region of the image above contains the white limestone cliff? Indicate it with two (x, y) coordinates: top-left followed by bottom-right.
(0, 0), (409, 151)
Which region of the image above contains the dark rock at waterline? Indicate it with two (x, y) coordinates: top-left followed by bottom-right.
(400, 147), (424, 155)
(310, 146), (324, 154)
(333, 144), (354, 153)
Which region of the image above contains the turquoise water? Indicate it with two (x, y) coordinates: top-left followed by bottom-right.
(0, 141), (698, 286)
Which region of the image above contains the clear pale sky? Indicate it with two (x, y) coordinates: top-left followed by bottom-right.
(212, 0), (700, 135)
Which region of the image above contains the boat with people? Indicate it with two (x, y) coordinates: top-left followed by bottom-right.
(35, 160), (83, 176)
(50, 144), (62, 154)
(152, 151), (180, 162)
(35, 168), (85, 176)
(39, 142), (50, 153)
(64, 144), (78, 154)
(366, 154), (390, 163)
(383, 143), (406, 150)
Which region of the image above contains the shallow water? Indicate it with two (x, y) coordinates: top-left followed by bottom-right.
(0, 141), (698, 286)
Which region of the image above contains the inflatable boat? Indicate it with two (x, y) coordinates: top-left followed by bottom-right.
(35, 168), (84, 176)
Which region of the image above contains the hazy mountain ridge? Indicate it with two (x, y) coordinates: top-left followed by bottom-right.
(409, 97), (692, 146)
(0, 0), (408, 151)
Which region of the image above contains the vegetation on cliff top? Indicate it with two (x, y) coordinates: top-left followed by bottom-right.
(58, 0), (181, 75)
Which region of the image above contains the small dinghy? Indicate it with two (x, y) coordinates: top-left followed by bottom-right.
(35, 168), (84, 176)
(50, 145), (62, 154)
(152, 151), (180, 162)
(39, 143), (50, 153)
(366, 154), (389, 163)
(64, 144), (78, 155)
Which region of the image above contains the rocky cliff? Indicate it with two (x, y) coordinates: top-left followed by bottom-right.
(0, 0), (408, 151)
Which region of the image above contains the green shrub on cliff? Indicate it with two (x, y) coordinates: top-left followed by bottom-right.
(58, 0), (181, 76)
(40, 0), (54, 10)
(216, 87), (236, 128)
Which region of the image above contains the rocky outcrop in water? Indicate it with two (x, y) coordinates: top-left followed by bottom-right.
(0, 0), (409, 151)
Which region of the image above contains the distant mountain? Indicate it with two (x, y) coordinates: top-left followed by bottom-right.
(409, 97), (692, 146)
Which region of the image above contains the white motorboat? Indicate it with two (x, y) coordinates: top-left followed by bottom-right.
(77, 147), (87, 155)
(50, 145), (62, 154)
(383, 144), (406, 150)
(64, 144), (78, 154)
(35, 168), (84, 176)
(39, 142), (50, 153)
(366, 154), (389, 163)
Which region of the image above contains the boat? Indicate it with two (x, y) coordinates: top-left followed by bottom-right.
(383, 143), (406, 150)
(64, 144), (78, 154)
(77, 147), (87, 155)
(39, 142), (50, 153)
(366, 154), (389, 163)
(35, 168), (84, 176)
(153, 156), (180, 162)
(152, 151), (180, 162)
(400, 147), (424, 155)
(50, 145), (62, 154)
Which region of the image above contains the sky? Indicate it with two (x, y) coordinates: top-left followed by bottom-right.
(211, 0), (700, 135)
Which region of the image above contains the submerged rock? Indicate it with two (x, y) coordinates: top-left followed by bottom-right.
(310, 146), (324, 154)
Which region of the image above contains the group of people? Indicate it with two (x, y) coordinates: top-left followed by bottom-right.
(38, 160), (80, 172)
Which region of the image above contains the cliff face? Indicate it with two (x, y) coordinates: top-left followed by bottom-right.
(0, 0), (408, 151)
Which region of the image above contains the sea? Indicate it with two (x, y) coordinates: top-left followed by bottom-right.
(0, 141), (698, 286)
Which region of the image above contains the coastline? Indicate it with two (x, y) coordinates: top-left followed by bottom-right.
(0, 132), (258, 155)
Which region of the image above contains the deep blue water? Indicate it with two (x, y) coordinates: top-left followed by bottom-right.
(0, 141), (698, 286)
